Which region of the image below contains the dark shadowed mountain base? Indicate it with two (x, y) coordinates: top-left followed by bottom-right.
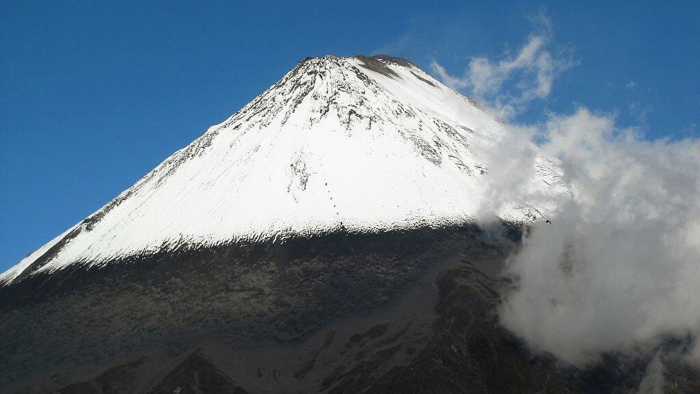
(1, 225), (698, 393)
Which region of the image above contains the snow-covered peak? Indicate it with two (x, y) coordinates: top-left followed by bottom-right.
(1, 55), (567, 285)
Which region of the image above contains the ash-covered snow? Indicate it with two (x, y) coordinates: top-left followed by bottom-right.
(1, 55), (567, 284)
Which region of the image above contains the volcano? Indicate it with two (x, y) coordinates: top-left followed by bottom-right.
(0, 55), (566, 285)
(2, 55), (694, 394)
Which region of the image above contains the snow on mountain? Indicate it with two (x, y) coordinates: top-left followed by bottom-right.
(1, 55), (567, 284)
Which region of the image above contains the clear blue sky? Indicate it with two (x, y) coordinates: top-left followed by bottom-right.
(1, 1), (698, 272)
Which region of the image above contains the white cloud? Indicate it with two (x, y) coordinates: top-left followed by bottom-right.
(497, 107), (700, 366)
(430, 15), (574, 120)
(429, 11), (700, 371)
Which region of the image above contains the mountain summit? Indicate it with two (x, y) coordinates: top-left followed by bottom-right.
(1, 55), (563, 285)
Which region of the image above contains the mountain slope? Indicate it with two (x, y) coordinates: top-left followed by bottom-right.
(1, 55), (565, 285)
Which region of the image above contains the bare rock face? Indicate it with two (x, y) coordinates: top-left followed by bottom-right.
(4, 225), (697, 393)
(2, 226), (507, 392)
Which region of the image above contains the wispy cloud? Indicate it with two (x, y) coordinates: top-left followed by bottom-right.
(430, 13), (575, 120)
(636, 353), (666, 394)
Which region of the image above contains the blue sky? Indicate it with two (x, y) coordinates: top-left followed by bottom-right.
(1, 1), (698, 272)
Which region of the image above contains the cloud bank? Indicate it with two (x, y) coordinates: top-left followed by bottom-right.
(433, 17), (700, 369)
(502, 108), (700, 366)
